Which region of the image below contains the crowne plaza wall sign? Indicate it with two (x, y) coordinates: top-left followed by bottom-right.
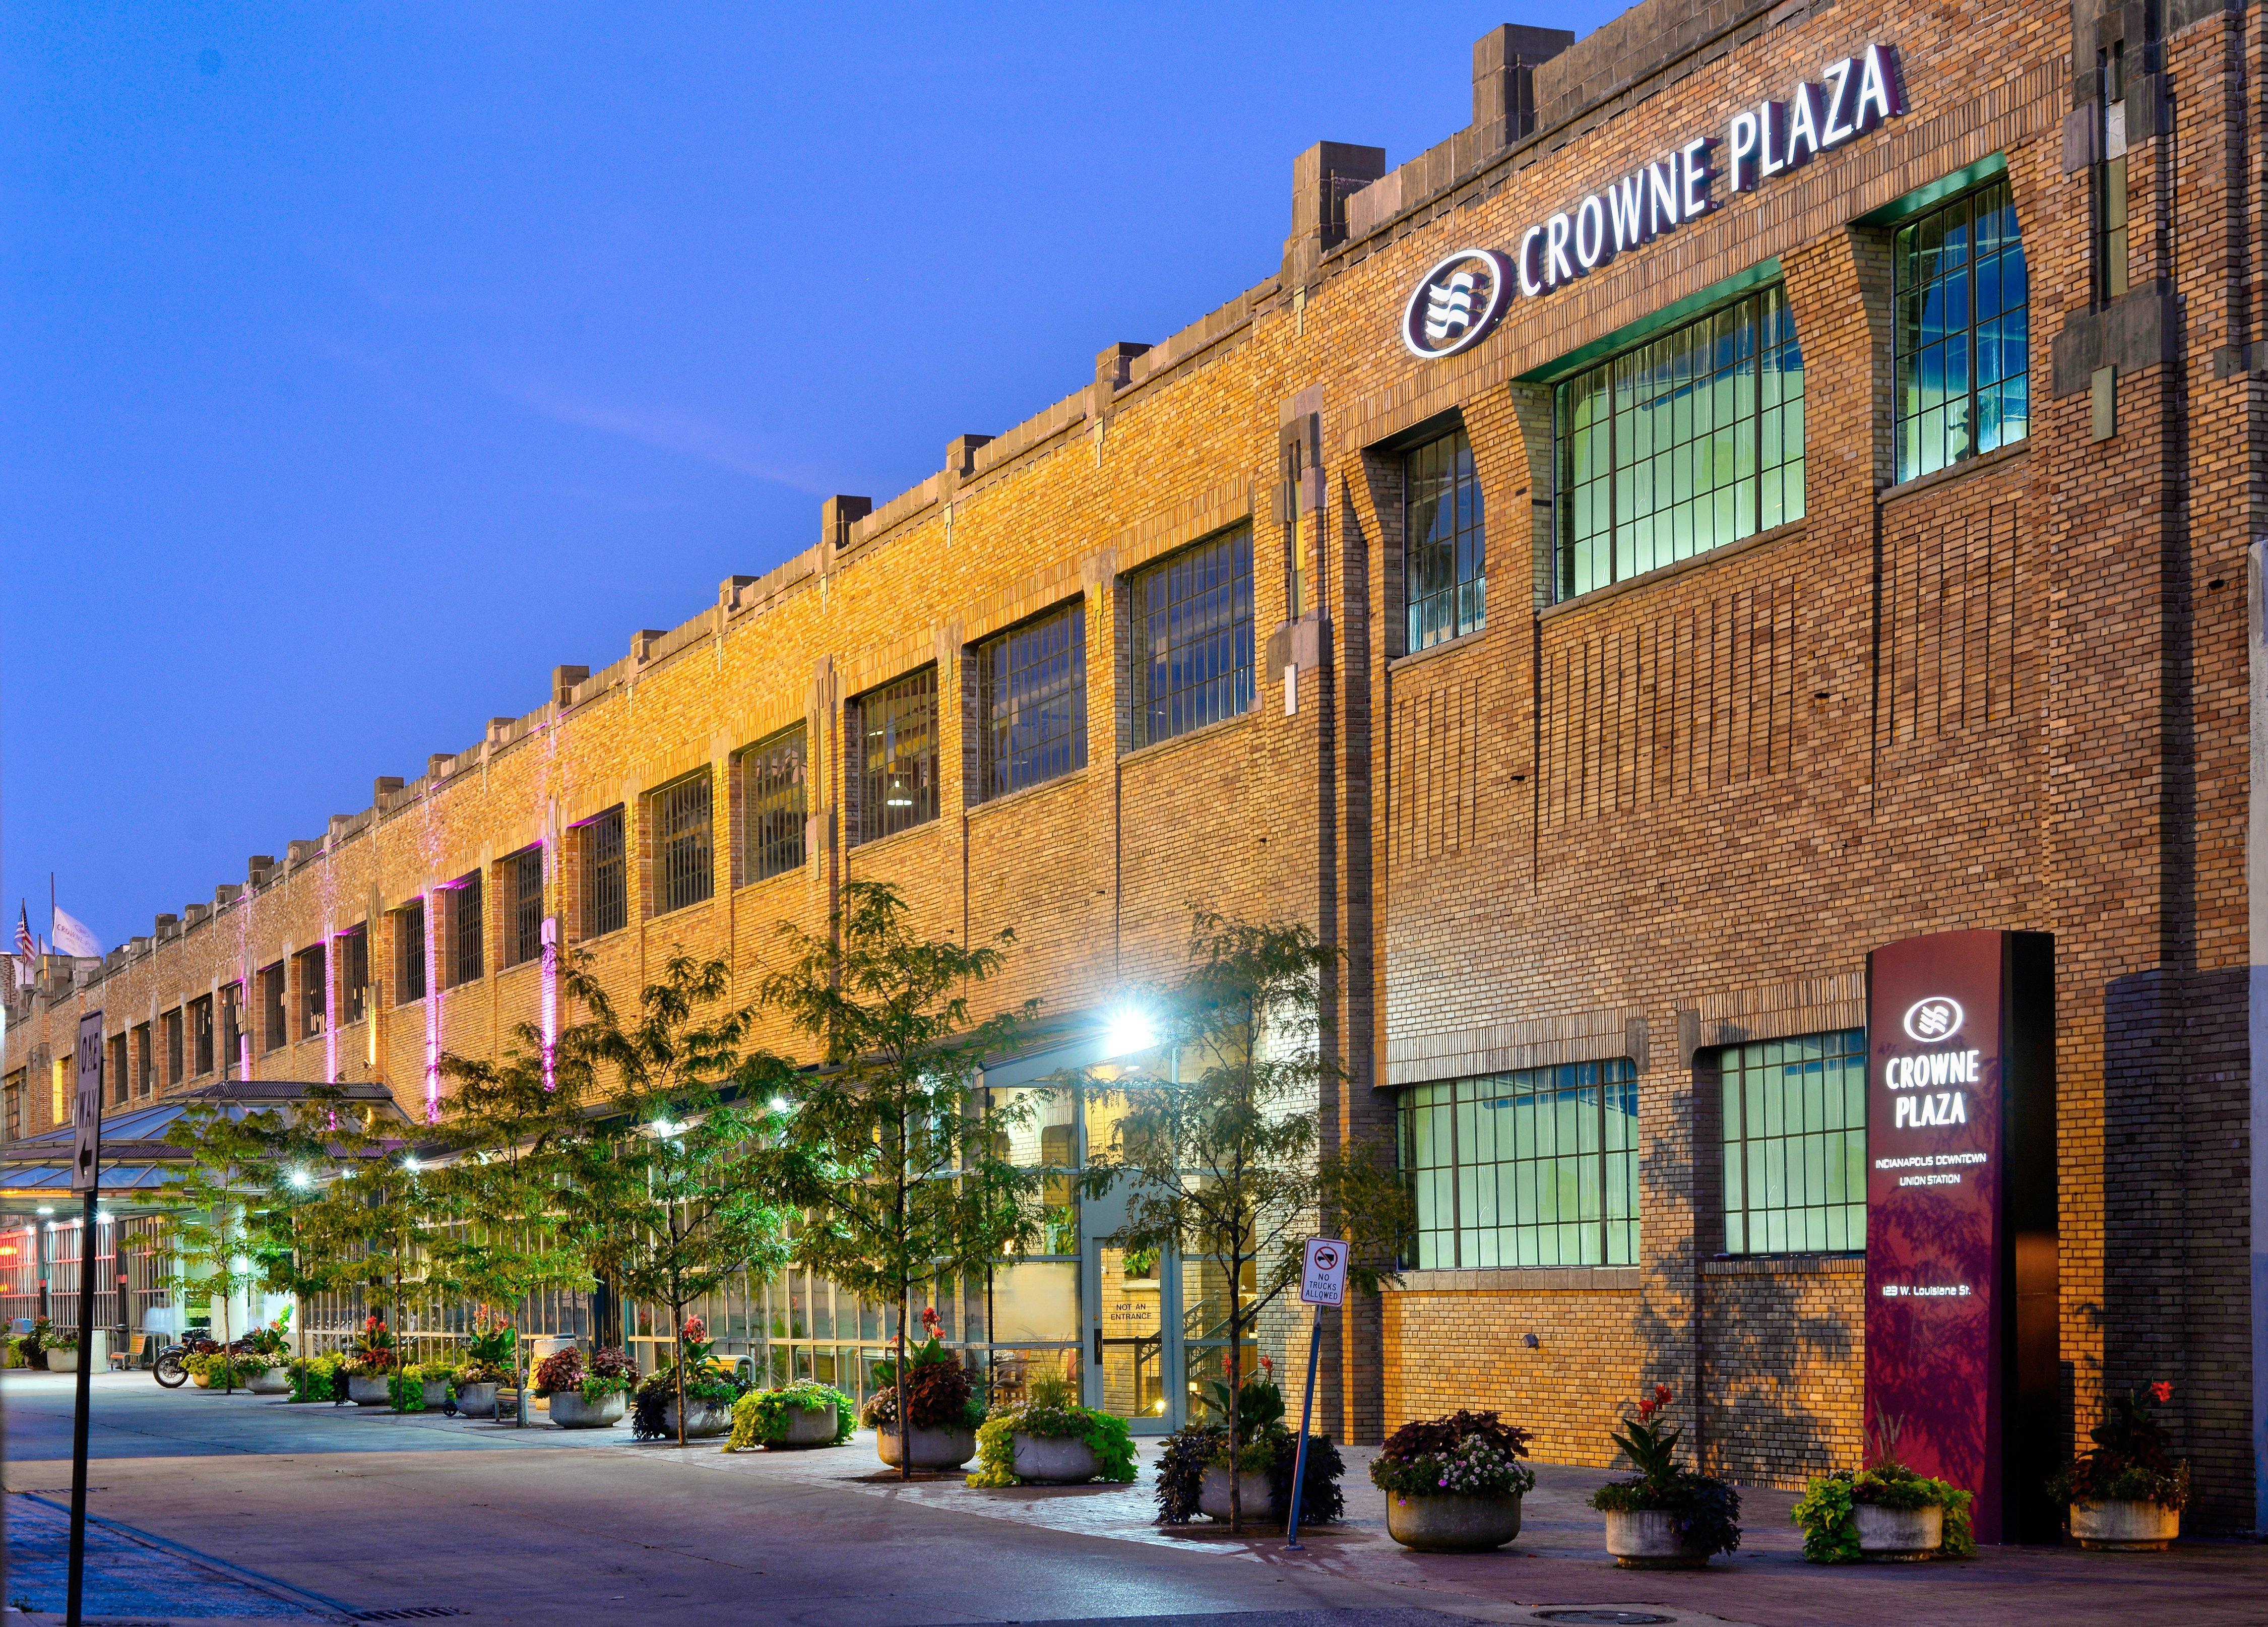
(1400, 42), (1906, 359)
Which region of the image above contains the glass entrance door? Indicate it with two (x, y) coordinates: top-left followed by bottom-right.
(1079, 1174), (1180, 1433)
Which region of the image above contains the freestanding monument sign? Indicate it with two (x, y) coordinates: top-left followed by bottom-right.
(1864, 929), (2059, 1543)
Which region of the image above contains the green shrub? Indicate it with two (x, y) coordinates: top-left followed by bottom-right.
(1792, 1469), (1975, 1561)
(724, 1382), (857, 1452)
(967, 1374), (1138, 1487)
(2048, 1384), (2190, 1512)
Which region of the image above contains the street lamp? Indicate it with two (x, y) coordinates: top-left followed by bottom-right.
(1102, 1007), (1155, 1060)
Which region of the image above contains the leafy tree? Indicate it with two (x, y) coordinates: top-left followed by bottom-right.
(751, 881), (1042, 1479)
(155, 1104), (270, 1393)
(1074, 914), (1411, 1529)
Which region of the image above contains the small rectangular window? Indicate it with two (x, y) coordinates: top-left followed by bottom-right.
(296, 945), (327, 1039)
(2096, 43), (2129, 302)
(979, 602), (1087, 800)
(220, 983), (243, 1076)
(1895, 178), (2029, 482)
(163, 1008), (185, 1084)
(190, 994), (214, 1075)
(260, 966), (286, 1053)
(4, 1072), (21, 1142)
(396, 903), (427, 1003)
(742, 725), (808, 882)
(857, 668), (938, 843)
(654, 773), (715, 914)
(1131, 526), (1254, 747)
(1721, 1028), (1868, 1255)
(108, 1034), (128, 1106)
(1398, 1061), (1640, 1269)
(504, 847), (545, 967)
(1404, 428), (1485, 651)
(133, 1022), (154, 1093)
(341, 929), (369, 1025)
(580, 808), (627, 938)
(449, 873), (483, 987)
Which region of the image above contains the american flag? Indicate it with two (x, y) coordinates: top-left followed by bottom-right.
(12, 904), (33, 990)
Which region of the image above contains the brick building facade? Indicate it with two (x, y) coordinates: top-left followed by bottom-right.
(7, 0), (2260, 1533)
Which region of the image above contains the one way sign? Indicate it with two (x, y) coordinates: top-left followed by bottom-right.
(72, 1012), (103, 1193)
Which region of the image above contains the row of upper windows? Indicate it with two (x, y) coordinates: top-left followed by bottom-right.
(1399, 1027), (1869, 1270)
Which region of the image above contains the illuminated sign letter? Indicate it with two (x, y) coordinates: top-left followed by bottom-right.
(1727, 108), (1761, 191)
(1821, 55), (1859, 147)
(1856, 42), (1901, 130)
(1646, 158), (1682, 235)
(1787, 80), (1823, 163)
(1574, 194), (1609, 269)
(1679, 137), (1715, 218)
(1544, 212), (1576, 285)
(1757, 100), (1788, 178)
(1516, 225), (1546, 297)
(1606, 171), (1648, 251)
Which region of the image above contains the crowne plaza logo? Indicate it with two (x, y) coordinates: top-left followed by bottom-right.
(1401, 249), (1513, 359)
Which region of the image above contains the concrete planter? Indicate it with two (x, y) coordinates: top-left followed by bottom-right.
(1602, 1508), (1714, 1569)
(2070, 1499), (2180, 1551)
(549, 1390), (626, 1429)
(1011, 1433), (1100, 1484)
(1199, 1466), (1277, 1523)
(347, 1374), (393, 1407)
(455, 1382), (499, 1418)
(1385, 1490), (1523, 1552)
(246, 1368), (292, 1396)
(1855, 1501), (1942, 1559)
(44, 1346), (79, 1373)
(661, 1398), (734, 1440)
(774, 1403), (840, 1448)
(877, 1425), (976, 1469)
(421, 1380), (450, 1408)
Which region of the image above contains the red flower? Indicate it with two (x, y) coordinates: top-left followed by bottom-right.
(1653, 1384), (1673, 1405)
(680, 1316), (707, 1342)
(2151, 1381), (2173, 1404)
(921, 1305), (941, 1337)
(1635, 1399), (1658, 1421)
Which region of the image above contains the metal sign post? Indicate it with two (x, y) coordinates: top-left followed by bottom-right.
(67, 1010), (104, 1627)
(1284, 1237), (1348, 1551)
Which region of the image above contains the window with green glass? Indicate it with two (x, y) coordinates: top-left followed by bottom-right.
(1399, 1060), (1639, 1270)
(1720, 1028), (1867, 1255)
(1556, 285), (1805, 601)
(1895, 178), (2029, 483)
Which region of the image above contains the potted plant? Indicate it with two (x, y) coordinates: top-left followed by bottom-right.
(288, 1353), (345, 1403)
(2051, 1381), (2190, 1551)
(343, 1312), (399, 1406)
(40, 1327), (81, 1374)
(451, 1311), (517, 1419)
(1590, 1385), (1741, 1569)
(243, 1313), (294, 1395)
(861, 1320), (987, 1469)
(16, 1316), (51, 1370)
(1155, 1367), (1343, 1528)
(1372, 1409), (1536, 1552)
(1792, 1412), (1974, 1562)
(537, 1346), (637, 1428)
(633, 1317), (740, 1442)
(725, 1380), (856, 1451)
(970, 1369), (1139, 1486)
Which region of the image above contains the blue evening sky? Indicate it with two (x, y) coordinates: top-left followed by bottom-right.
(4, 4), (1620, 951)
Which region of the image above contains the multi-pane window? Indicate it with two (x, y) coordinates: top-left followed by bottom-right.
(190, 994), (214, 1075)
(978, 602), (1087, 800)
(296, 945), (326, 1039)
(395, 903), (427, 1003)
(220, 982), (242, 1075)
(1404, 428), (1485, 652)
(133, 1023), (154, 1092)
(1131, 526), (1253, 748)
(3, 1072), (20, 1141)
(1399, 1060), (1640, 1269)
(1558, 285), (1805, 600)
(108, 1034), (128, 1106)
(1895, 179), (2029, 483)
(504, 847), (544, 967)
(580, 808), (627, 938)
(741, 725), (808, 883)
(341, 929), (369, 1024)
(448, 873), (483, 988)
(260, 964), (286, 1052)
(2096, 44), (2129, 302)
(857, 668), (937, 843)
(1721, 1029), (1868, 1255)
(654, 774), (715, 914)
(163, 1008), (184, 1084)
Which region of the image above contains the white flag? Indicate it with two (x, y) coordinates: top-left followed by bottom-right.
(50, 906), (102, 960)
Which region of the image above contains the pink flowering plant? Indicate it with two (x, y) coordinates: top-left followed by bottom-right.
(1369, 1409), (1536, 1499)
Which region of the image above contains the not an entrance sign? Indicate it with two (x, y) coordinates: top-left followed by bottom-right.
(1299, 1237), (1349, 1307)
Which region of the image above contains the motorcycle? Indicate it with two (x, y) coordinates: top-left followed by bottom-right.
(152, 1333), (253, 1389)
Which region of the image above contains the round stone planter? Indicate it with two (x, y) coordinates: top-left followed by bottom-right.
(549, 1390), (626, 1429)
(772, 1403), (841, 1448)
(1385, 1490), (1524, 1552)
(1602, 1508), (1715, 1570)
(455, 1382), (499, 1418)
(877, 1425), (976, 1469)
(1011, 1432), (1100, 1484)
(421, 1380), (449, 1409)
(1198, 1466), (1277, 1524)
(1855, 1501), (1942, 1560)
(347, 1374), (393, 1407)
(661, 1398), (734, 1440)
(246, 1368), (292, 1396)
(44, 1346), (80, 1374)
(2070, 1499), (2180, 1552)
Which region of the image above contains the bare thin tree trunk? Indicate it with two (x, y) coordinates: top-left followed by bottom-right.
(672, 1209), (687, 1450)
(895, 1132), (910, 1483)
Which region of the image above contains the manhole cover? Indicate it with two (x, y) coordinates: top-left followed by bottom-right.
(1536, 1613), (1674, 1625)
